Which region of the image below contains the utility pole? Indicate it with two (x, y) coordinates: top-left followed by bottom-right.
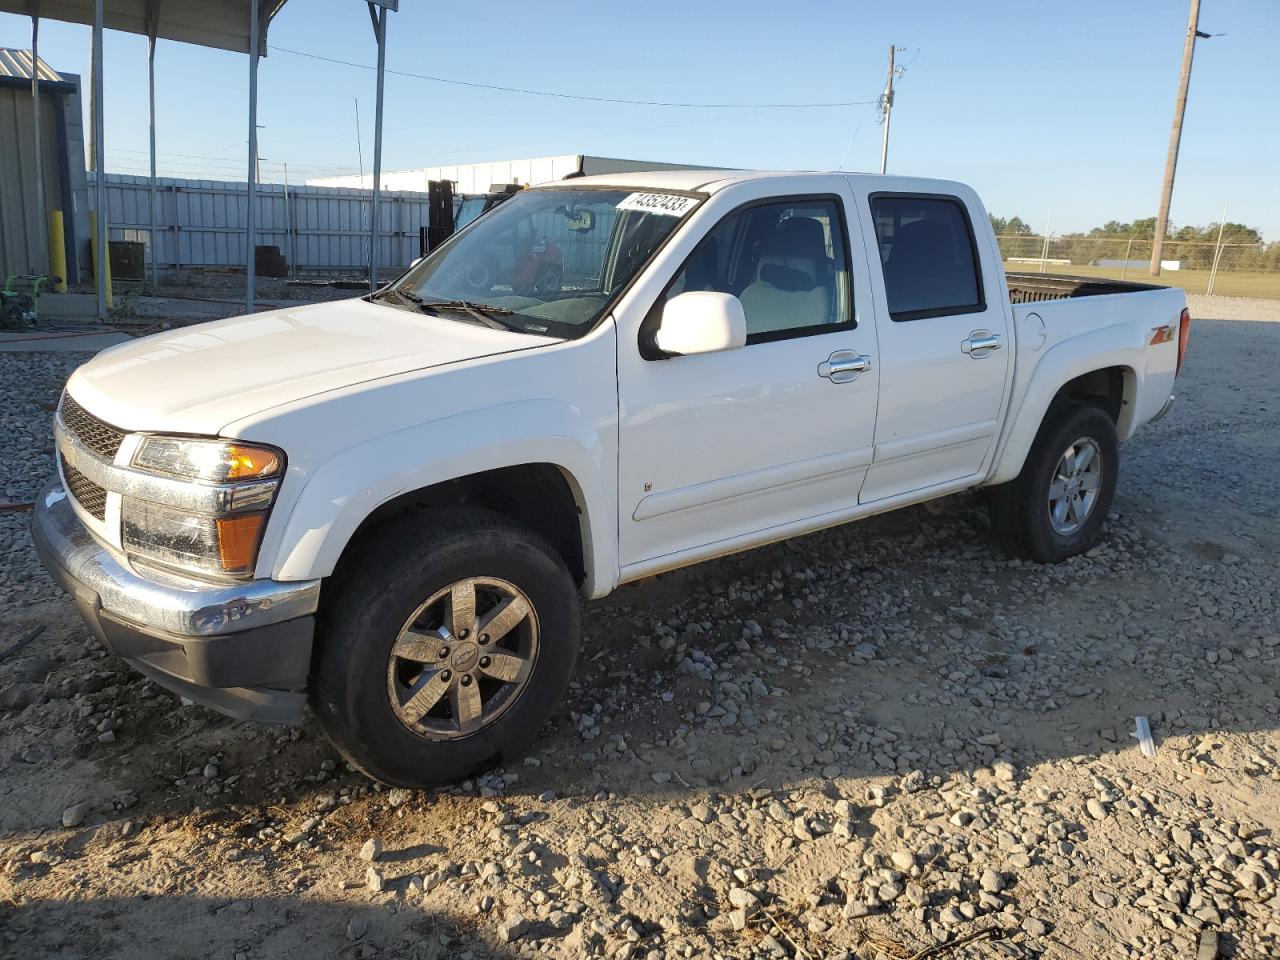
(1150, 0), (1202, 276)
(879, 44), (895, 175)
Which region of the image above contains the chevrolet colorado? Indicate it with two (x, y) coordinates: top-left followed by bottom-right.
(33, 170), (1189, 787)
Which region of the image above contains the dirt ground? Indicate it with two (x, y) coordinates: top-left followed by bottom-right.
(0, 298), (1277, 960)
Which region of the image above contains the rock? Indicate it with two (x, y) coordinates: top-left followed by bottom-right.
(497, 915), (530, 943)
(1086, 798), (1109, 820)
(61, 802), (91, 828)
(992, 760), (1017, 782)
(346, 917), (369, 941)
(877, 881), (903, 903)
(980, 868), (1005, 893)
(366, 867), (384, 892)
(1022, 916), (1050, 938)
(359, 838), (382, 862)
(890, 850), (915, 871)
(728, 887), (759, 911)
(729, 908), (748, 932)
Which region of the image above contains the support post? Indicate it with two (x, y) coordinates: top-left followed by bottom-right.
(92, 0), (106, 319)
(30, 7), (48, 277)
(147, 7), (158, 290)
(282, 161), (295, 278)
(246, 0), (260, 313)
(369, 2), (388, 293)
(1039, 206), (1053, 274)
(1150, 0), (1202, 276)
(1206, 203), (1228, 296)
(878, 44), (895, 175)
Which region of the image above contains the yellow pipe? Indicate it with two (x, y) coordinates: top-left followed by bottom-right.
(89, 210), (113, 309)
(47, 210), (68, 293)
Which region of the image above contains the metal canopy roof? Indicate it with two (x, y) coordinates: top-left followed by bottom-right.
(0, 0), (288, 54)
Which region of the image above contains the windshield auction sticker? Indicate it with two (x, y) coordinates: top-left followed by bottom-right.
(616, 193), (699, 217)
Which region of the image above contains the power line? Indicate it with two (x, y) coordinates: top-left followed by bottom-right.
(269, 45), (880, 110)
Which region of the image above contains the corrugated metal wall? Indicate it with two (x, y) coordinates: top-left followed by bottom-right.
(90, 173), (431, 275)
(0, 85), (62, 280)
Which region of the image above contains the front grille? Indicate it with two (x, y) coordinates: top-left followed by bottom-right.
(60, 393), (126, 461)
(60, 454), (108, 521)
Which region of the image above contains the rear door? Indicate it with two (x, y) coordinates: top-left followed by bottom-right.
(853, 189), (1012, 503)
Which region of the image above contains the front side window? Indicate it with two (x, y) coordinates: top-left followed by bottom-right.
(661, 197), (853, 343)
(385, 188), (700, 338)
(870, 194), (984, 321)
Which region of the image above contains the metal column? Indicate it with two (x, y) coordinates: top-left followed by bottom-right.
(147, 1), (159, 289)
(369, 2), (388, 293)
(92, 0), (106, 319)
(246, 0), (259, 312)
(30, 6), (47, 276)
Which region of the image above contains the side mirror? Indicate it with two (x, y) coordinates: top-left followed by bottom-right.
(655, 291), (747, 356)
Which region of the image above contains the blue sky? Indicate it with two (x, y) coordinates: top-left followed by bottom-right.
(4, 0), (1278, 238)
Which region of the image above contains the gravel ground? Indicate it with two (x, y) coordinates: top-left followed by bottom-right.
(0, 298), (1277, 960)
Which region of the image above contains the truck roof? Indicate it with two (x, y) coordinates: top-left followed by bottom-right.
(530, 168), (966, 195)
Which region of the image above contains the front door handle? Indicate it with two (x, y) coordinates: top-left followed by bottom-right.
(962, 330), (1002, 359)
(818, 350), (872, 383)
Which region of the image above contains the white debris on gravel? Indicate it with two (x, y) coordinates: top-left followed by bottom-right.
(1, 309), (1278, 959)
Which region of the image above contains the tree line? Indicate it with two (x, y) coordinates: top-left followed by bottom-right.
(990, 213), (1264, 244)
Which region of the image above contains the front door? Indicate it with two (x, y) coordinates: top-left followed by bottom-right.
(855, 191), (1012, 503)
(616, 185), (880, 569)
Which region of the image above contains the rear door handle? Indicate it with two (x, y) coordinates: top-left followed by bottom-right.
(818, 350), (872, 383)
(962, 330), (1002, 358)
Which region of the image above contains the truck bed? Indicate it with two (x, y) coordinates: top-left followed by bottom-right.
(1006, 272), (1162, 305)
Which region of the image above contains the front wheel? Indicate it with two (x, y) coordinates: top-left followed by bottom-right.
(989, 404), (1119, 563)
(312, 509), (580, 787)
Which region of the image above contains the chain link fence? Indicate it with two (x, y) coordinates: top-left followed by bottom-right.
(996, 234), (1280, 299)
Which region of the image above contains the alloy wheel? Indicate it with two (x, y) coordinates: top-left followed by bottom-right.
(386, 576), (538, 740)
(1047, 437), (1103, 536)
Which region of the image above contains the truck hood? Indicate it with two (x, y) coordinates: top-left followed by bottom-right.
(66, 298), (556, 436)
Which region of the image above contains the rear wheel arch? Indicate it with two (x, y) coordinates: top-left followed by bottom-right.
(991, 362), (1137, 485)
(1045, 365), (1136, 434)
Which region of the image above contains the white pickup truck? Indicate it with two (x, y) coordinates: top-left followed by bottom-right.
(34, 170), (1190, 787)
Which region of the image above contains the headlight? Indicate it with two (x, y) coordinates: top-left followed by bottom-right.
(132, 436), (282, 482)
(124, 436), (284, 579)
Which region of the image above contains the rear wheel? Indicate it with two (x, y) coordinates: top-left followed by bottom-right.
(989, 404), (1118, 563)
(312, 509), (580, 787)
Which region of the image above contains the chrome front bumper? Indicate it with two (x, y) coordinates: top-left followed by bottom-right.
(31, 479), (321, 723)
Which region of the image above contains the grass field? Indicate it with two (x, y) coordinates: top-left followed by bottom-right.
(1006, 262), (1280, 299)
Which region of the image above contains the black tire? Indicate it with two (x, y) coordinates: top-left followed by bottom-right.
(311, 509), (580, 787)
(989, 403), (1118, 563)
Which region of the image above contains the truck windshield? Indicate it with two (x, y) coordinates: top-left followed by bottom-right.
(383, 188), (702, 338)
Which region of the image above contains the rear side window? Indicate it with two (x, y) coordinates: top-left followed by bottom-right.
(870, 195), (984, 321)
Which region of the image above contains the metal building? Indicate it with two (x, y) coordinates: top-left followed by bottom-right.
(307, 155), (716, 194)
(0, 49), (89, 284)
